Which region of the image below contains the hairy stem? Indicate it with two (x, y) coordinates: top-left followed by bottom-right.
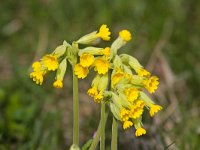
(100, 102), (105, 150)
(89, 109), (109, 150)
(111, 117), (118, 150)
(73, 68), (79, 146)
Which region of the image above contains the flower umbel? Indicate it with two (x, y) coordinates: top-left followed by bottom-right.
(29, 25), (162, 140)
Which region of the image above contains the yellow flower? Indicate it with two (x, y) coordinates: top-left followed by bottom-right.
(124, 73), (132, 81)
(101, 47), (110, 57)
(97, 24), (111, 41)
(80, 53), (95, 67)
(120, 108), (130, 122)
(93, 58), (110, 74)
(136, 100), (145, 108)
(87, 86), (98, 97)
(111, 71), (124, 86)
(32, 61), (42, 72)
(137, 68), (150, 77)
(42, 54), (58, 71)
(149, 104), (162, 117)
(94, 90), (103, 103)
(143, 76), (159, 93)
(123, 121), (133, 129)
(74, 64), (89, 79)
(125, 88), (139, 102)
(53, 79), (63, 88)
(135, 127), (146, 137)
(129, 100), (145, 119)
(30, 71), (44, 85)
(119, 30), (132, 42)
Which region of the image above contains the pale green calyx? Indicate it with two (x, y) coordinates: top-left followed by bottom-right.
(56, 58), (67, 81)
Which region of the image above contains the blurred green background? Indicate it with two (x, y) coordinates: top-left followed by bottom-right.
(0, 0), (200, 149)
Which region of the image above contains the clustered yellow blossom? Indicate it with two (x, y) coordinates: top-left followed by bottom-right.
(79, 28), (162, 137)
(30, 41), (68, 88)
(29, 25), (162, 138)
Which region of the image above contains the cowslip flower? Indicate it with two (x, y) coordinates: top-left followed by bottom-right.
(93, 58), (110, 75)
(149, 104), (163, 117)
(124, 88), (139, 102)
(135, 127), (146, 137)
(119, 30), (132, 42)
(143, 76), (159, 93)
(76, 24), (111, 44)
(123, 121), (133, 129)
(74, 64), (89, 79)
(111, 70), (124, 87)
(100, 47), (111, 58)
(30, 71), (44, 85)
(88, 86), (98, 97)
(32, 61), (42, 72)
(80, 53), (95, 67)
(136, 68), (151, 77)
(93, 90), (104, 103)
(53, 79), (63, 88)
(42, 54), (59, 71)
(96, 24), (111, 41)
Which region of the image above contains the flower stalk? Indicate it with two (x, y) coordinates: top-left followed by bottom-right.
(73, 67), (79, 146)
(89, 109), (109, 150)
(111, 117), (118, 150)
(100, 101), (105, 150)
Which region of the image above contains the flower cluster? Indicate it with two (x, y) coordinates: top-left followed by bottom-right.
(30, 41), (70, 88)
(30, 25), (111, 88)
(29, 24), (162, 137)
(76, 27), (162, 137)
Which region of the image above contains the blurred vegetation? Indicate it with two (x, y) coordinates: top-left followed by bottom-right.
(0, 0), (200, 149)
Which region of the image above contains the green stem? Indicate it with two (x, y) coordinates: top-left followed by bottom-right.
(111, 117), (118, 150)
(89, 109), (109, 150)
(100, 102), (105, 150)
(73, 68), (79, 146)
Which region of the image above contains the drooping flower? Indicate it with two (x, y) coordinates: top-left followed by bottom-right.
(124, 88), (139, 102)
(97, 24), (111, 41)
(30, 71), (44, 85)
(143, 76), (159, 93)
(111, 70), (124, 86)
(135, 127), (146, 137)
(53, 79), (63, 88)
(129, 100), (145, 119)
(119, 30), (132, 42)
(80, 53), (95, 67)
(74, 64), (89, 79)
(32, 61), (42, 72)
(94, 90), (104, 103)
(42, 54), (58, 71)
(93, 58), (110, 74)
(120, 108), (130, 122)
(136, 68), (151, 77)
(101, 47), (111, 57)
(87, 86), (98, 97)
(123, 120), (133, 129)
(149, 104), (162, 117)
